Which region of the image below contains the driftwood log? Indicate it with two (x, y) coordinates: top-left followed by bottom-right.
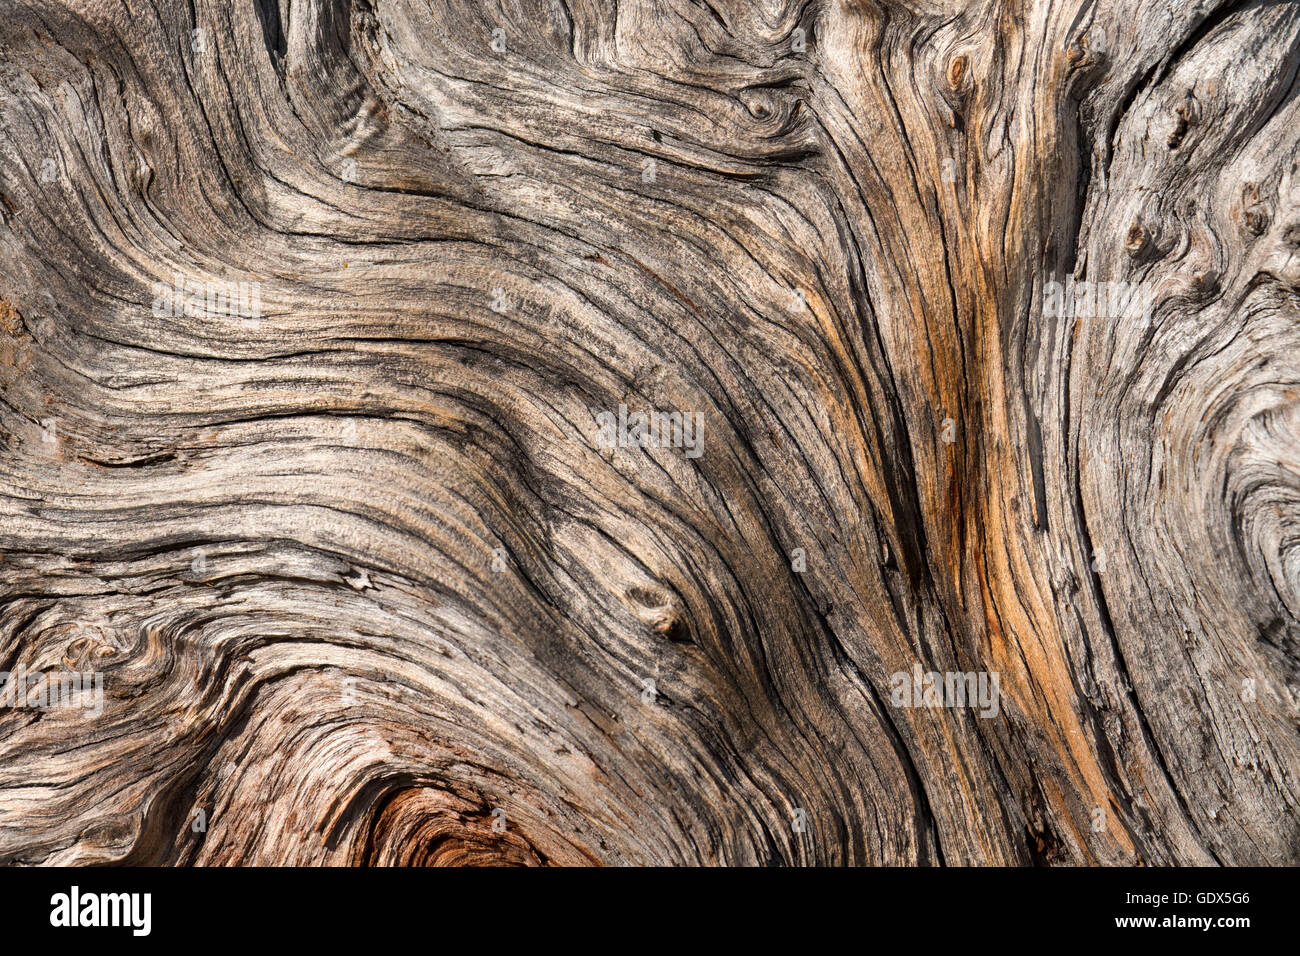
(0, 0), (1298, 866)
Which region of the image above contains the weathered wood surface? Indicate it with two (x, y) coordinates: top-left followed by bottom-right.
(0, 0), (1297, 865)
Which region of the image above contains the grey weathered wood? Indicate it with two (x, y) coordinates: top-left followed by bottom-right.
(0, 0), (1297, 865)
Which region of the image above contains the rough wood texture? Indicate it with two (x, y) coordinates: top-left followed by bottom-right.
(1, 0), (1298, 866)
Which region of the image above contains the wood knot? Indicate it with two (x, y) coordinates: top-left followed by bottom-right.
(1124, 222), (1149, 257)
(626, 586), (669, 609)
(1167, 94), (1200, 150)
(1068, 28), (1107, 70)
(653, 613), (691, 644)
(62, 632), (123, 668)
(946, 55), (967, 90)
(1241, 184), (1271, 236)
(1190, 269), (1220, 298)
(626, 586), (692, 644)
(744, 95), (772, 120)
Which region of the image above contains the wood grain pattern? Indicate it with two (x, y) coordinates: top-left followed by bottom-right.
(0, 0), (1297, 865)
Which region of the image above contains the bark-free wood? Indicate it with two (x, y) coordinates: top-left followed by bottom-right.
(0, 0), (1297, 865)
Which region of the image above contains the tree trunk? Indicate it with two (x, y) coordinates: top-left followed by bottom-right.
(0, 0), (1297, 865)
